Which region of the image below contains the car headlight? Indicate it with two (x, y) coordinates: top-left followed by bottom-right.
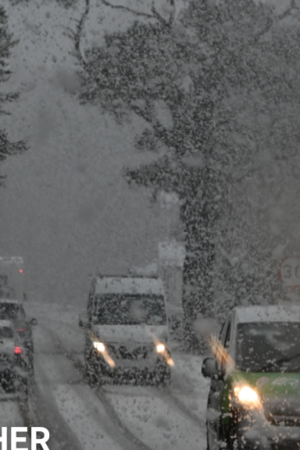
(156, 343), (165, 353)
(93, 341), (105, 352)
(233, 385), (260, 407)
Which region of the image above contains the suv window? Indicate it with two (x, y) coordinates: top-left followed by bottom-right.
(236, 322), (300, 372)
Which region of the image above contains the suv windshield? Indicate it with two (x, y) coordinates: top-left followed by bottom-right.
(236, 322), (300, 372)
(0, 304), (25, 321)
(92, 294), (166, 326)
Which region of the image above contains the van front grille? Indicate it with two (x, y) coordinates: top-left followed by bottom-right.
(108, 344), (154, 360)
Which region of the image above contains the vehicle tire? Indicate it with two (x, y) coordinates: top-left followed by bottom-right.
(206, 421), (228, 450)
(227, 436), (252, 450)
(226, 423), (250, 450)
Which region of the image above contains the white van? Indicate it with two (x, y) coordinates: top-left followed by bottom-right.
(79, 276), (172, 386)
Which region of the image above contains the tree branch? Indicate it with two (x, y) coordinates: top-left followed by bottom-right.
(100, 0), (154, 19)
(253, 0), (298, 42)
(73, 0), (90, 66)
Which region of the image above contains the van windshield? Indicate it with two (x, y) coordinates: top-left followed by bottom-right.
(236, 322), (300, 372)
(92, 294), (167, 326)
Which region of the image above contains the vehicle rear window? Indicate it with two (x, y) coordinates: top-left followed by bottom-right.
(0, 304), (25, 320)
(236, 322), (300, 372)
(92, 294), (167, 326)
(0, 327), (14, 339)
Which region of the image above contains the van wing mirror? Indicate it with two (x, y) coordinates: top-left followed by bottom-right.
(30, 318), (38, 326)
(202, 357), (221, 379)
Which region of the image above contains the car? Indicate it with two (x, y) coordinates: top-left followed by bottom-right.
(79, 275), (172, 386)
(202, 305), (300, 450)
(0, 319), (30, 400)
(0, 299), (37, 371)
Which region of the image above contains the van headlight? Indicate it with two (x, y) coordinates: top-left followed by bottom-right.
(93, 341), (105, 352)
(156, 344), (165, 353)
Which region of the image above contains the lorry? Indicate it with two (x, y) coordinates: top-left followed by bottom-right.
(79, 275), (172, 386)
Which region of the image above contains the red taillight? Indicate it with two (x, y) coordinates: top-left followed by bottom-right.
(19, 269), (23, 273)
(14, 346), (22, 354)
(16, 328), (27, 332)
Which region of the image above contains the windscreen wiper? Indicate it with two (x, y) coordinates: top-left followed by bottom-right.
(260, 351), (300, 372)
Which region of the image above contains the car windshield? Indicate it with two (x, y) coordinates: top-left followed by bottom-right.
(92, 294), (167, 325)
(0, 327), (14, 339)
(0, 304), (25, 321)
(236, 322), (300, 372)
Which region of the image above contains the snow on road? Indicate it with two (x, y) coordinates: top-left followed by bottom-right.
(24, 301), (209, 449)
(104, 385), (205, 450)
(35, 353), (124, 450)
(0, 402), (26, 449)
(0, 302), (212, 450)
(1, 0), (210, 446)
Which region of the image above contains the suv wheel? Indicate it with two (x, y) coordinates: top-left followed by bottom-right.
(207, 421), (228, 450)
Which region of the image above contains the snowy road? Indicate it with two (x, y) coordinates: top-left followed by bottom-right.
(0, 302), (209, 450)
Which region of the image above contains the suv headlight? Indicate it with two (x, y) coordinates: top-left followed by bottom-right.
(233, 385), (260, 408)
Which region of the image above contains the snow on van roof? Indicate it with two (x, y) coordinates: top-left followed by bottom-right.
(95, 277), (165, 295)
(234, 305), (300, 323)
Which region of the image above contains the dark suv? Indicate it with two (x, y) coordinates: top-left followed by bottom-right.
(0, 319), (30, 400)
(202, 305), (300, 450)
(0, 300), (37, 370)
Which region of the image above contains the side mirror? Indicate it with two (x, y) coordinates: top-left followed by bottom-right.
(30, 318), (38, 326)
(202, 357), (221, 379)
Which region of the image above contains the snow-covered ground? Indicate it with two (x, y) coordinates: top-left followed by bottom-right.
(24, 300), (210, 450)
(0, 298), (209, 449)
